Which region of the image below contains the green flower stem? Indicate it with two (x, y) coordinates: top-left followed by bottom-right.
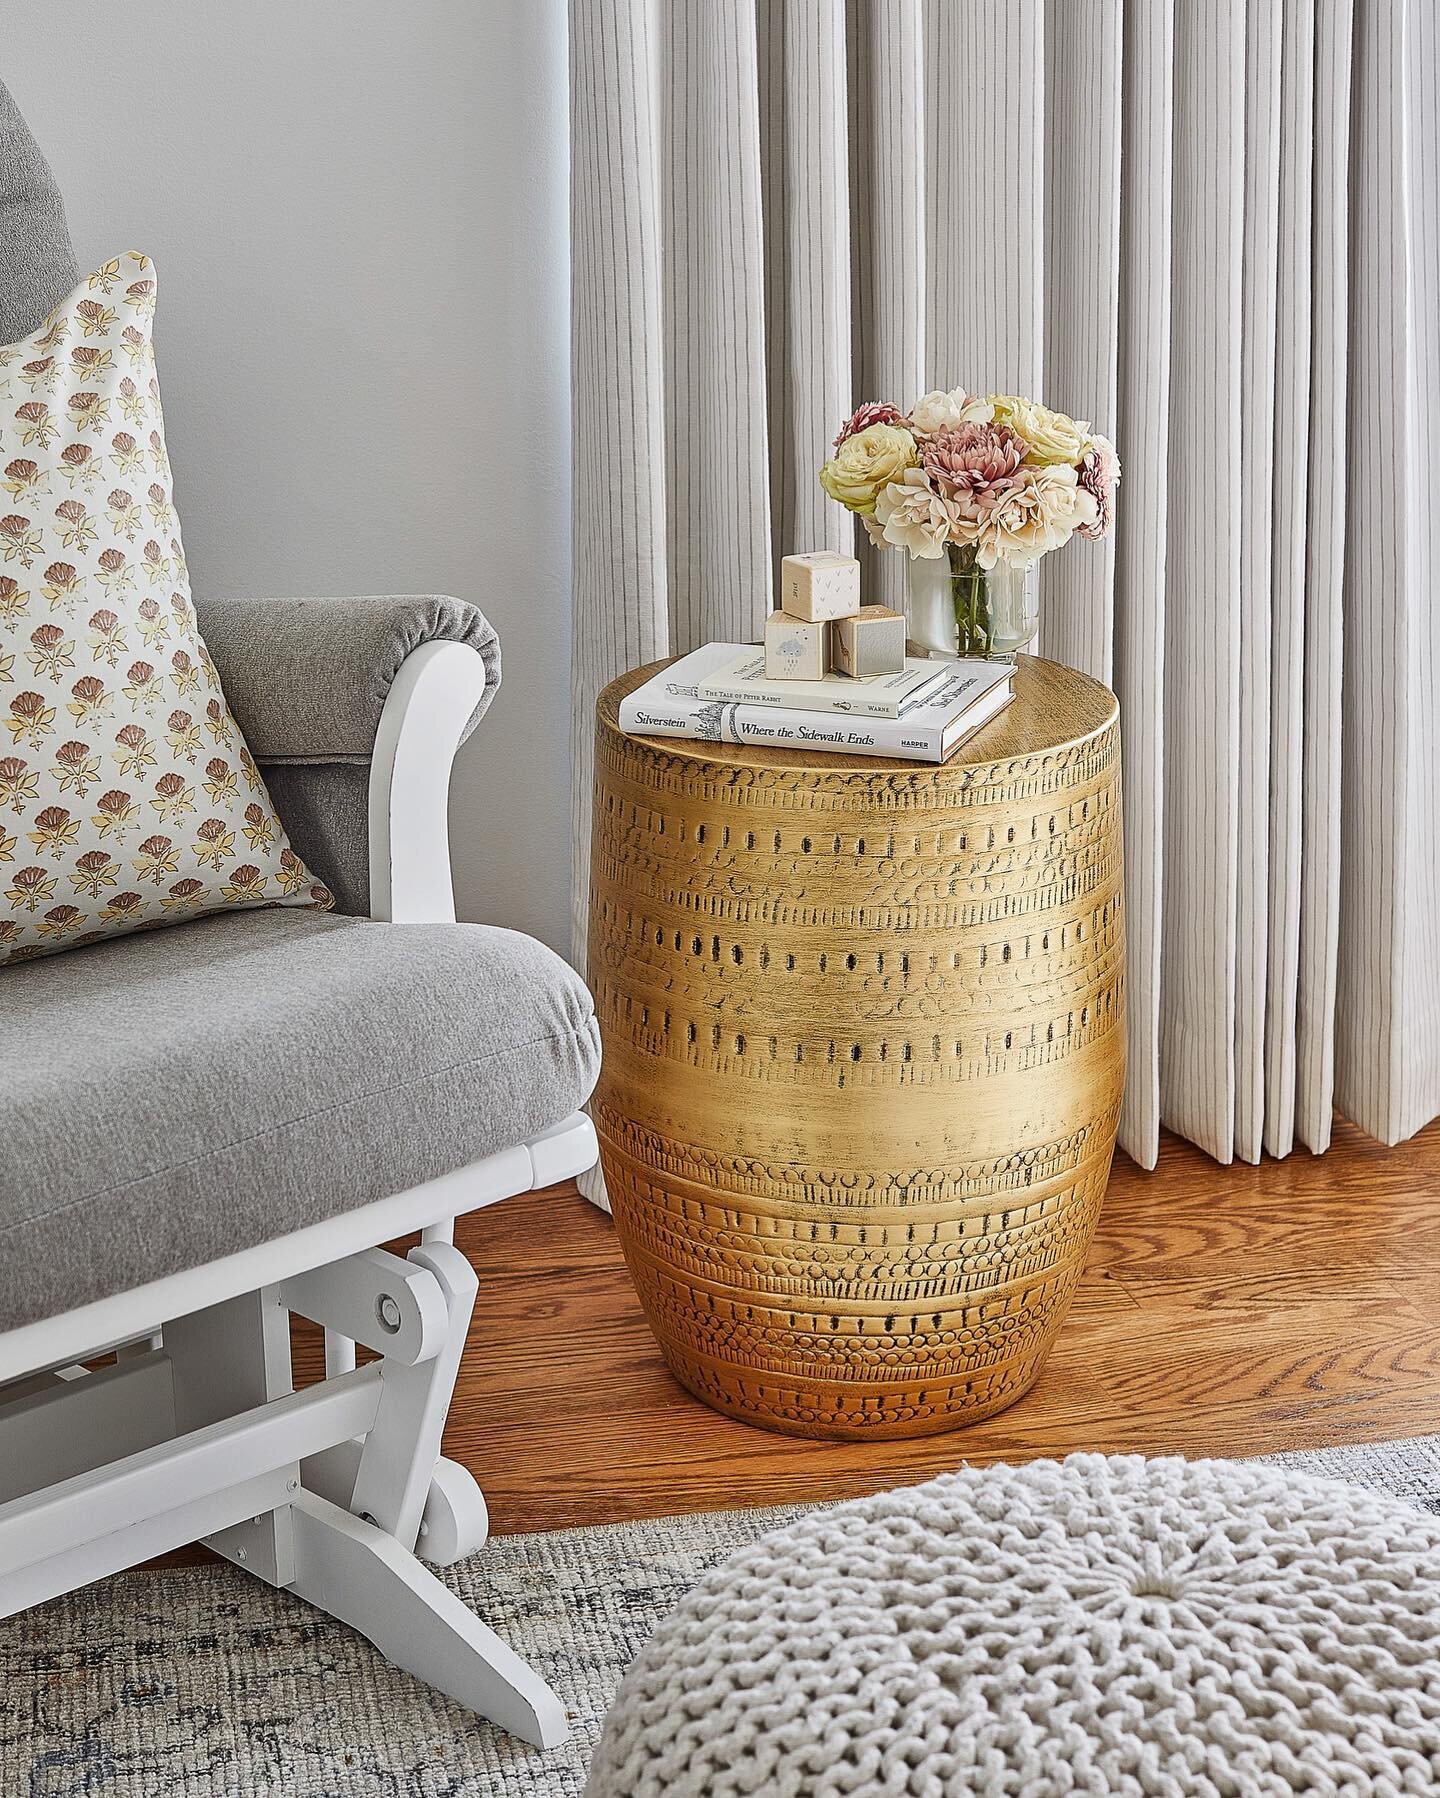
(949, 544), (992, 657)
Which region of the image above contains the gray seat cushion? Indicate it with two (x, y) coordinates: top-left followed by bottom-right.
(0, 910), (600, 1330)
(0, 75), (79, 345)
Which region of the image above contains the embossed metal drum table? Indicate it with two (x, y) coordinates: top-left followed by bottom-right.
(589, 655), (1125, 1439)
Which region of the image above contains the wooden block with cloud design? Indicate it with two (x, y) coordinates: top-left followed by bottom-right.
(764, 610), (828, 681)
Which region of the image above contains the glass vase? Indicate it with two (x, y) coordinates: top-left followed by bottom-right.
(905, 545), (1038, 660)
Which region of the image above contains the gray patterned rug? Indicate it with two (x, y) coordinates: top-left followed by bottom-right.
(4, 1434), (1440, 1796)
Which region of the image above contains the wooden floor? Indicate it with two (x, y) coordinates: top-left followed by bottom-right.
(385, 1112), (1440, 1537)
(140, 1106), (1440, 1564)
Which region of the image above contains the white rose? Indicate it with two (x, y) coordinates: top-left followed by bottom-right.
(990, 394), (1091, 466)
(908, 386), (994, 437)
(818, 423), (919, 516)
(872, 467), (961, 558)
(956, 463), (1096, 568)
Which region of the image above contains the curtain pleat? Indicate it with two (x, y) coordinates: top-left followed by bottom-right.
(1337, 0), (1401, 1144)
(759, 0), (852, 583)
(1295, 0), (1354, 1152)
(845, 0), (925, 612)
(1111, 0), (1174, 1169)
(1159, 0), (1246, 1164)
(922, 0), (1044, 397)
(662, 2), (772, 649)
(1233, 0), (1283, 1164)
(1038, 0), (1122, 684)
(1395, 0), (1440, 1140)
(570, 0), (1440, 1182)
(568, 0), (669, 966)
(1336, 0), (1440, 1145)
(1262, 0), (1317, 1161)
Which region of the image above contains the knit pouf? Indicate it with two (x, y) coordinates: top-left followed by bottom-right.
(584, 1454), (1440, 1797)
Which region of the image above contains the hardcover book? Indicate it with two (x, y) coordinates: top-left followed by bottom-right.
(620, 644), (1014, 764)
(697, 649), (944, 718)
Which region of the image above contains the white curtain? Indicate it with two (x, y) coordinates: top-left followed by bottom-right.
(569, 0), (1440, 1173)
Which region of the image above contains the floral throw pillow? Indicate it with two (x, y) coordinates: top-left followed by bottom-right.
(0, 253), (331, 962)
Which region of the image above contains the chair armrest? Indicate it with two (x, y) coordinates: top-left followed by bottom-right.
(197, 594), (500, 764)
(196, 595), (500, 921)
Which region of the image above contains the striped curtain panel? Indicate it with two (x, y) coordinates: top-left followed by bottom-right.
(569, 0), (1440, 1175)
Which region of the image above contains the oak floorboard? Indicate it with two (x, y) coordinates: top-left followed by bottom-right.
(434, 1114), (1440, 1535)
(162, 1113), (1440, 1562)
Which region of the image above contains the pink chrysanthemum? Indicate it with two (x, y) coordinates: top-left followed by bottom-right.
(1077, 438), (1119, 537)
(921, 422), (1027, 498)
(833, 402), (904, 450)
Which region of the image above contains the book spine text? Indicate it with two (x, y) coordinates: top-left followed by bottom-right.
(619, 693), (944, 760)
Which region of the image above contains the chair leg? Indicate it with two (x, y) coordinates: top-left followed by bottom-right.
(166, 1286), (298, 1584)
(286, 1489), (568, 1748)
(348, 1240), (476, 1551)
(166, 1244), (562, 1743)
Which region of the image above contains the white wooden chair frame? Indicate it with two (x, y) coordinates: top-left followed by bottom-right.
(0, 640), (595, 1749)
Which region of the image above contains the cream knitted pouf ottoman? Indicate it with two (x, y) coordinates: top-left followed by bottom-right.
(585, 1455), (1440, 1797)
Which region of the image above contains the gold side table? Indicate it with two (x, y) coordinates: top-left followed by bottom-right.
(589, 655), (1124, 1440)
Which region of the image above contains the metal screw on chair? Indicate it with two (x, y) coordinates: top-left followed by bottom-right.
(376, 1293), (403, 1333)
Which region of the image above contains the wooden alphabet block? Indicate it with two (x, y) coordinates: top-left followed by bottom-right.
(764, 610), (828, 680)
(830, 605), (907, 679)
(779, 552), (861, 622)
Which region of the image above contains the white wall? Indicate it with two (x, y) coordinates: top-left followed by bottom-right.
(3, 0), (574, 953)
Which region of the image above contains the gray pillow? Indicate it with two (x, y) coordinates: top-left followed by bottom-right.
(0, 74), (78, 345)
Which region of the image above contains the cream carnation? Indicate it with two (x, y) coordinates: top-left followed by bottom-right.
(990, 394), (1090, 466)
(908, 386), (993, 437)
(956, 463), (1097, 568)
(870, 467), (959, 558)
(819, 423), (919, 516)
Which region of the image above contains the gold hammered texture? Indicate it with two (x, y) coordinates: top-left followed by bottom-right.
(590, 656), (1126, 1439)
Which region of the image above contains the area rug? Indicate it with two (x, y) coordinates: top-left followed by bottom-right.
(4, 1434), (1440, 1797)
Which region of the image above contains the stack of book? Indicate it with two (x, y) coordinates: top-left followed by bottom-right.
(619, 641), (1014, 763)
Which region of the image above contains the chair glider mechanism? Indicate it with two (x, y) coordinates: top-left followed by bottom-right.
(0, 602), (602, 1751)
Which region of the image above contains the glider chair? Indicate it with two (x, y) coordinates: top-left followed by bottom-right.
(0, 598), (600, 1748)
(0, 599), (601, 1747)
(0, 82), (598, 1750)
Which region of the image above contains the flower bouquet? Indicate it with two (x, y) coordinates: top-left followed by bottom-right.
(818, 389), (1119, 658)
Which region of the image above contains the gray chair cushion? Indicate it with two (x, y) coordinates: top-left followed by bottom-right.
(0, 75), (78, 345)
(0, 910), (600, 1330)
